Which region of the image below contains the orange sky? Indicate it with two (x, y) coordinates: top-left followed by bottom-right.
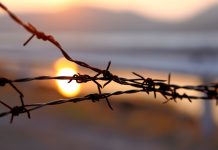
(1, 0), (218, 21)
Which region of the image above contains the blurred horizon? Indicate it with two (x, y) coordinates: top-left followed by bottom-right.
(2, 2), (218, 32)
(1, 0), (218, 21)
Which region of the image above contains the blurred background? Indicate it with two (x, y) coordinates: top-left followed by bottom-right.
(1, 0), (218, 149)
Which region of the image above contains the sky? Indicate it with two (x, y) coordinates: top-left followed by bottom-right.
(1, 0), (218, 21)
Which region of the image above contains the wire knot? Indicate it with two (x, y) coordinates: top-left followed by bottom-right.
(85, 93), (102, 102)
(0, 101), (30, 123)
(0, 78), (10, 86)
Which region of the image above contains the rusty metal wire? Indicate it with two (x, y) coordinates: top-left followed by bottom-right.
(0, 3), (217, 123)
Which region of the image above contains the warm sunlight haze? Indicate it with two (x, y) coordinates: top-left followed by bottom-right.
(1, 0), (218, 21)
(0, 0), (76, 13)
(54, 57), (80, 97)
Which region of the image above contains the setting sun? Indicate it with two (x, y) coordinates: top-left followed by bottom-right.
(54, 58), (80, 97)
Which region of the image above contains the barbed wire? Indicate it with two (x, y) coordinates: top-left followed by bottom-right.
(0, 3), (217, 123)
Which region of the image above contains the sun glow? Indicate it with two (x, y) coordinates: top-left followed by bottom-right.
(54, 58), (80, 97)
(0, 0), (78, 13)
(1, 0), (217, 20)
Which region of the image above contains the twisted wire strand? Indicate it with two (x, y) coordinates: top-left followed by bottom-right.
(0, 88), (212, 121)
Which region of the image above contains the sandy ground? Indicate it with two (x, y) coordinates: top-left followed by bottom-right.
(0, 109), (217, 150)
(0, 116), (170, 150)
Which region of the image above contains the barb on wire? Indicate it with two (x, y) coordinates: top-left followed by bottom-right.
(0, 78), (31, 119)
(67, 73), (114, 109)
(0, 2), (218, 123)
(132, 72), (165, 98)
(0, 100), (30, 123)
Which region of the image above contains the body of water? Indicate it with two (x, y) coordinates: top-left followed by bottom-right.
(0, 31), (218, 77)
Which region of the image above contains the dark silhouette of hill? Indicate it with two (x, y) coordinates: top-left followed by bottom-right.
(179, 4), (218, 30)
(1, 5), (218, 32)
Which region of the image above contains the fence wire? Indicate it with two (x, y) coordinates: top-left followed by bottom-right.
(0, 3), (217, 123)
